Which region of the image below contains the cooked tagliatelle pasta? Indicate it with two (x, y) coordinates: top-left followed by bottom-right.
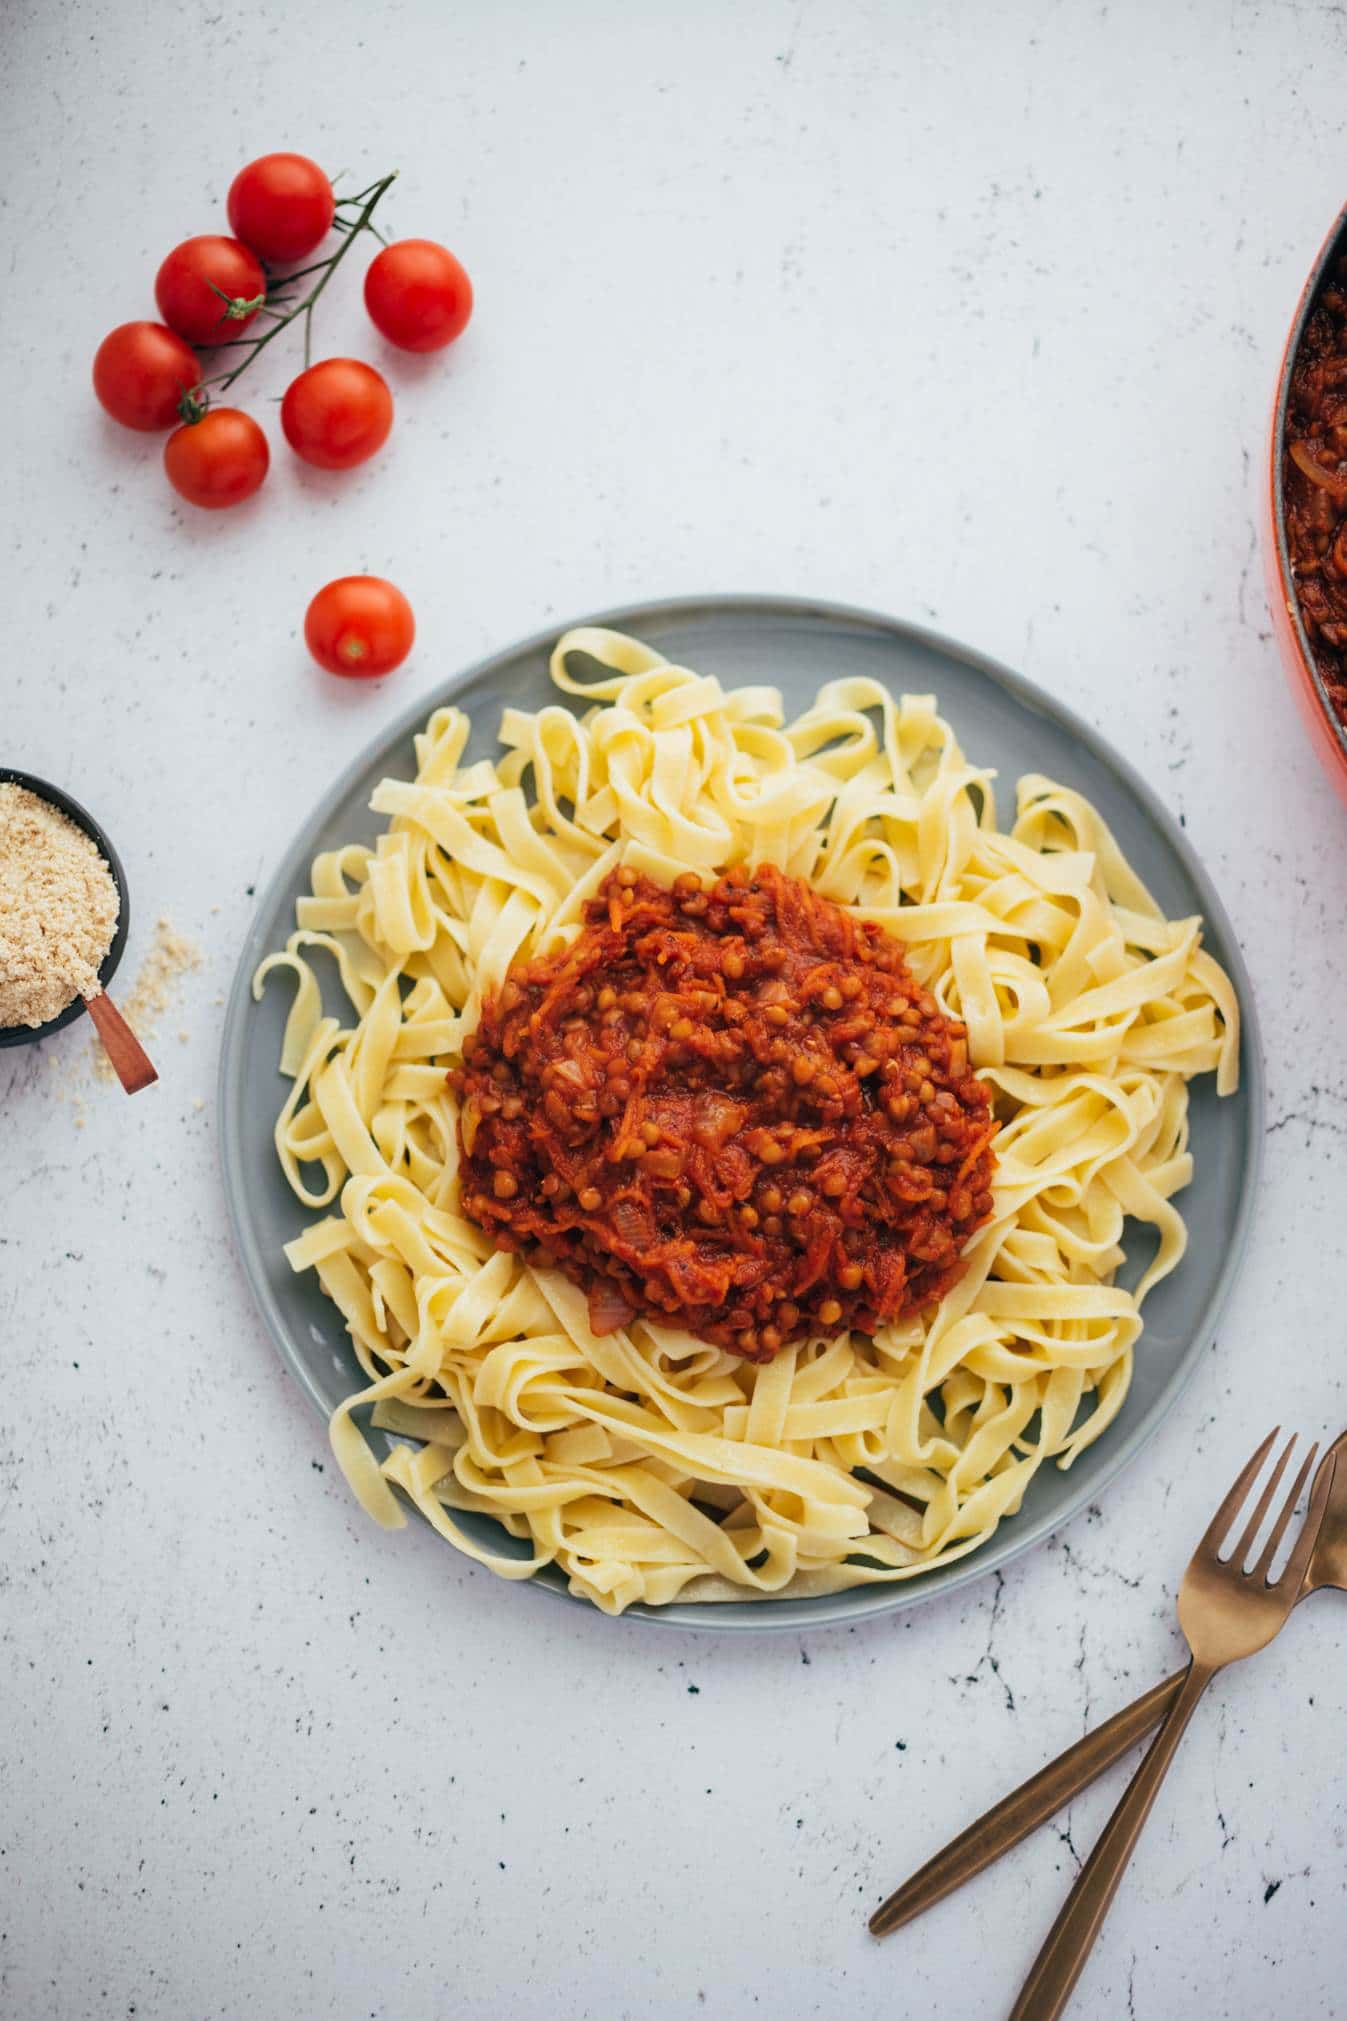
(256, 627), (1239, 1613)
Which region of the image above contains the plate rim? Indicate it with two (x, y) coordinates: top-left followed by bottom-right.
(218, 591), (1265, 1634)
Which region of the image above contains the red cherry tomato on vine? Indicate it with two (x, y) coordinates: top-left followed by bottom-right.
(281, 358), (393, 470)
(364, 240), (473, 352)
(305, 576), (415, 677)
(227, 153), (335, 264)
(155, 236), (267, 346)
(93, 321), (200, 431)
(163, 409), (269, 509)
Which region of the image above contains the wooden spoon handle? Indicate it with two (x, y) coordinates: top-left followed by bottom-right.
(83, 991), (158, 1094)
(868, 1670), (1183, 1937)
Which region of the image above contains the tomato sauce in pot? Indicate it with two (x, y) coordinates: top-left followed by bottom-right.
(1285, 252), (1347, 723)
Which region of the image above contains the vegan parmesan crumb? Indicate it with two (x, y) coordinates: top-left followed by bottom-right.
(0, 783), (120, 1029)
(92, 916), (201, 1080)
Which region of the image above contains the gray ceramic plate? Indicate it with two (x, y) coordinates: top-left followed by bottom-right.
(219, 596), (1263, 1632)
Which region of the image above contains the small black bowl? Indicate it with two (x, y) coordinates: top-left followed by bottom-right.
(0, 767), (130, 1048)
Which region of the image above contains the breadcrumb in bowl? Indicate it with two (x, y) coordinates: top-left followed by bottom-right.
(0, 768), (129, 1048)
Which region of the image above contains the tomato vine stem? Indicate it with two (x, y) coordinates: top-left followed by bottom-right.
(179, 169), (398, 419)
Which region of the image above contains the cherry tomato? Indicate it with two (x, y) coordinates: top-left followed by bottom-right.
(280, 358), (393, 470)
(227, 153), (335, 264)
(364, 240), (473, 353)
(155, 236), (267, 346)
(305, 576), (415, 677)
(163, 408), (269, 509)
(93, 321), (200, 431)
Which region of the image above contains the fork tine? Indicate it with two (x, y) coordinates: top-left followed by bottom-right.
(1261, 1444), (1329, 1588)
(1277, 1449), (1338, 1593)
(1231, 1434), (1296, 1564)
(1251, 1440), (1316, 1583)
(1199, 1427), (1279, 1557)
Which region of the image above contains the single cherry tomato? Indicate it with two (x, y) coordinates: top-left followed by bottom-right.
(280, 358), (393, 470)
(364, 240), (473, 353)
(155, 236), (267, 346)
(305, 576), (415, 677)
(163, 408), (269, 509)
(93, 321), (200, 431)
(227, 153), (335, 264)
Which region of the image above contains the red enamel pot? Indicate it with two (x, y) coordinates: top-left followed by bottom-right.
(1265, 200), (1347, 800)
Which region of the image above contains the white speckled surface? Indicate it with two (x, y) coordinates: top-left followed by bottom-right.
(5, 3), (1347, 2016)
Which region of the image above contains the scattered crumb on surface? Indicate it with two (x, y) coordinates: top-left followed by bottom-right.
(46, 1046), (89, 1108)
(92, 917), (201, 1080)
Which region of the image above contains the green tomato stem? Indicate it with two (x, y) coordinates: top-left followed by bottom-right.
(212, 170), (398, 396)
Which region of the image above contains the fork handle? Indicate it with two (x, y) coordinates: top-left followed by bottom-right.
(1008, 1660), (1214, 2020)
(869, 1668), (1184, 1937)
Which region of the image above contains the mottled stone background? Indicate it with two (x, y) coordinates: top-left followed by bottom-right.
(4, 2), (1346, 2015)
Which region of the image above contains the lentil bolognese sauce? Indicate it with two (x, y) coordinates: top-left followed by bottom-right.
(452, 862), (997, 1360)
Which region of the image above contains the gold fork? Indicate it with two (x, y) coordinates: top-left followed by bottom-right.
(1004, 1430), (1333, 2021)
(871, 1427), (1347, 1940)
